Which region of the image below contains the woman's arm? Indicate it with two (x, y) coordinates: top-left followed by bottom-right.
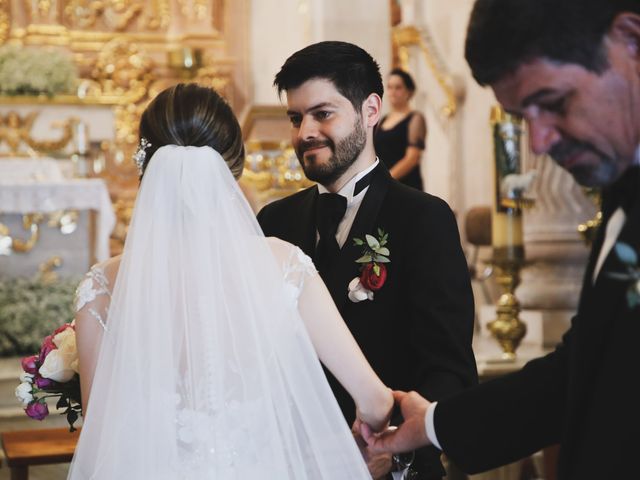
(74, 261), (117, 414)
(389, 112), (427, 181)
(75, 304), (105, 414)
(297, 272), (393, 432)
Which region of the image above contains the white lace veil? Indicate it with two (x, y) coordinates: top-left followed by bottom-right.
(68, 146), (370, 479)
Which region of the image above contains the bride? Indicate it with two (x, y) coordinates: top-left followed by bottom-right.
(68, 83), (392, 479)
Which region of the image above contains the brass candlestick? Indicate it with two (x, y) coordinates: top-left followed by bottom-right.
(488, 106), (532, 360)
(488, 254), (526, 360)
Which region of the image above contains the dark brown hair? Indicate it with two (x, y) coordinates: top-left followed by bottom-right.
(273, 41), (383, 112)
(389, 68), (416, 94)
(138, 83), (245, 178)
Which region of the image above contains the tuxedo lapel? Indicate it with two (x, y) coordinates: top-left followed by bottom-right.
(323, 167), (390, 310)
(566, 187), (640, 446)
(290, 187), (319, 259)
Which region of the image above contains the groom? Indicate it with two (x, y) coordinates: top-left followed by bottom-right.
(258, 41), (477, 479)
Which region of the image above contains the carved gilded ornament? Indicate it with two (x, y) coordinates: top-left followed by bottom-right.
(0, 0), (9, 43)
(392, 25), (457, 117)
(90, 38), (153, 104)
(0, 111), (74, 154)
(26, 0), (58, 22)
(177, 0), (208, 21)
(64, 0), (144, 31)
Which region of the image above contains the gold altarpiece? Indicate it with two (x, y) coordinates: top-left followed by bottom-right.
(0, 0), (250, 253)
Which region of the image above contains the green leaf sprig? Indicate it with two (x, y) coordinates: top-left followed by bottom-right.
(353, 228), (390, 276)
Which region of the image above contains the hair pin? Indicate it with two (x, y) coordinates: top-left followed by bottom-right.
(133, 138), (152, 175)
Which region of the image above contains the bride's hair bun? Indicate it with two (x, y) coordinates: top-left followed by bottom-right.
(138, 83), (245, 179)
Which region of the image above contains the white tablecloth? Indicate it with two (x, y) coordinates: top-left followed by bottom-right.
(0, 179), (116, 262)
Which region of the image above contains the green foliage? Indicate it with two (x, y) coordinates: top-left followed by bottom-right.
(0, 276), (79, 356)
(0, 45), (77, 97)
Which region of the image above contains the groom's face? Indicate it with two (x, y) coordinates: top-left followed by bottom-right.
(286, 78), (367, 187)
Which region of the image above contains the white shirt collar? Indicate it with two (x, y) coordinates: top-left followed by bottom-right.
(634, 145), (640, 166)
(317, 159), (379, 205)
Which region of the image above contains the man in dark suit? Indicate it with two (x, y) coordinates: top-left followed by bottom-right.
(362, 1), (640, 478)
(257, 41), (477, 479)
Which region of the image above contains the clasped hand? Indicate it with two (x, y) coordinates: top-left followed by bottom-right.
(355, 390), (433, 456)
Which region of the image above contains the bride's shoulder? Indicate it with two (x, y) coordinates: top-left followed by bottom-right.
(265, 237), (315, 272)
(89, 255), (121, 282)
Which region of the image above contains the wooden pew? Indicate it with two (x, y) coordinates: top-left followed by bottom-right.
(0, 428), (79, 480)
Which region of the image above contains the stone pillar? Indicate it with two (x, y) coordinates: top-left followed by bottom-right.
(517, 155), (596, 346)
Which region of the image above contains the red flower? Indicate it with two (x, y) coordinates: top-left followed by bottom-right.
(54, 323), (73, 335)
(25, 401), (49, 421)
(360, 263), (387, 291)
(39, 335), (56, 363)
(21, 355), (38, 375)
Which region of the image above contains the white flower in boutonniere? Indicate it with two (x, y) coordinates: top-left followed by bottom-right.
(606, 242), (640, 309)
(348, 228), (390, 303)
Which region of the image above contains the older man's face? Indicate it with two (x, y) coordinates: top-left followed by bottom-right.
(491, 43), (640, 187)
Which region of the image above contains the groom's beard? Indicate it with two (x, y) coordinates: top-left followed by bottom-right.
(295, 118), (367, 186)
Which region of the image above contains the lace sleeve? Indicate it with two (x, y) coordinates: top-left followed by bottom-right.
(408, 111), (427, 149)
(75, 266), (111, 331)
(283, 246), (317, 295)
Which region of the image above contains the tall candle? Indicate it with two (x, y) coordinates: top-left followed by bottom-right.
(490, 106), (525, 262)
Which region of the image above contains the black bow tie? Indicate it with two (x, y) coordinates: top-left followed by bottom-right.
(315, 193), (347, 275)
(602, 166), (639, 218)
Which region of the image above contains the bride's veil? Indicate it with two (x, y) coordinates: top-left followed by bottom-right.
(68, 145), (370, 479)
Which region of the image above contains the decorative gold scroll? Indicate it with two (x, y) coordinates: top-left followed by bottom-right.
(0, 111), (75, 154)
(392, 25), (457, 117)
(0, 0), (9, 43)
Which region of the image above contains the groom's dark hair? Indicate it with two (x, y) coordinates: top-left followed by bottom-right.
(274, 41), (383, 112)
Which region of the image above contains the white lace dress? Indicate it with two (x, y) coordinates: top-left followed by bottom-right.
(70, 238), (372, 479)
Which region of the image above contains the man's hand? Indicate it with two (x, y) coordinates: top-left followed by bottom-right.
(361, 390), (432, 454)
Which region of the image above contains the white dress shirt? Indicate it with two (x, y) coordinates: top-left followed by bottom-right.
(316, 160), (379, 247)
(425, 149), (640, 451)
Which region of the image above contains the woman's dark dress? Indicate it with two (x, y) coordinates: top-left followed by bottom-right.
(374, 111), (426, 191)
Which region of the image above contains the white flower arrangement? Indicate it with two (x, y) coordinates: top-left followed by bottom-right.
(0, 45), (77, 97)
(0, 275), (79, 356)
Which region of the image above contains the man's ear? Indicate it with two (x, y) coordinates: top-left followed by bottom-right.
(362, 93), (382, 128)
(609, 12), (640, 59)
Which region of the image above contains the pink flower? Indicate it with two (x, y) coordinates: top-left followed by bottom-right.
(35, 376), (55, 389)
(39, 335), (56, 362)
(25, 401), (49, 421)
(21, 355), (38, 375)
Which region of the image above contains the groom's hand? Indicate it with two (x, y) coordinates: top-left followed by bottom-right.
(361, 390), (432, 454)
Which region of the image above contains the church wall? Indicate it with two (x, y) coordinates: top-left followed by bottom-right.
(249, 0), (391, 106)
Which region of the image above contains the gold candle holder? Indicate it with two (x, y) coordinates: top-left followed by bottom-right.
(167, 48), (203, 79)
(488, 106), (530, 360)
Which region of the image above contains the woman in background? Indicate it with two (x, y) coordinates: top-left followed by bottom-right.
(374, 68), (427, 191)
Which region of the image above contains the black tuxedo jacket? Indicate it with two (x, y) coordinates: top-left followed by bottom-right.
(258, 166), (477, 478)
(434, 170), (640, 479)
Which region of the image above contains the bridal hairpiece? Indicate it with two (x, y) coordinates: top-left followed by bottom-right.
(133, 138), (152, 174)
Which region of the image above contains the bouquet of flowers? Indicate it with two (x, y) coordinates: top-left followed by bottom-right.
(15, 322), (82, 431)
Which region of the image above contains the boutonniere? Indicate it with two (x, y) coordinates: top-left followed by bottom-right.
(606, 242), (640, 309)
(348, 228), (390, 303)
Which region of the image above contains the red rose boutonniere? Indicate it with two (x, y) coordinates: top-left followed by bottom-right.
(348, 228), (390, 303)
